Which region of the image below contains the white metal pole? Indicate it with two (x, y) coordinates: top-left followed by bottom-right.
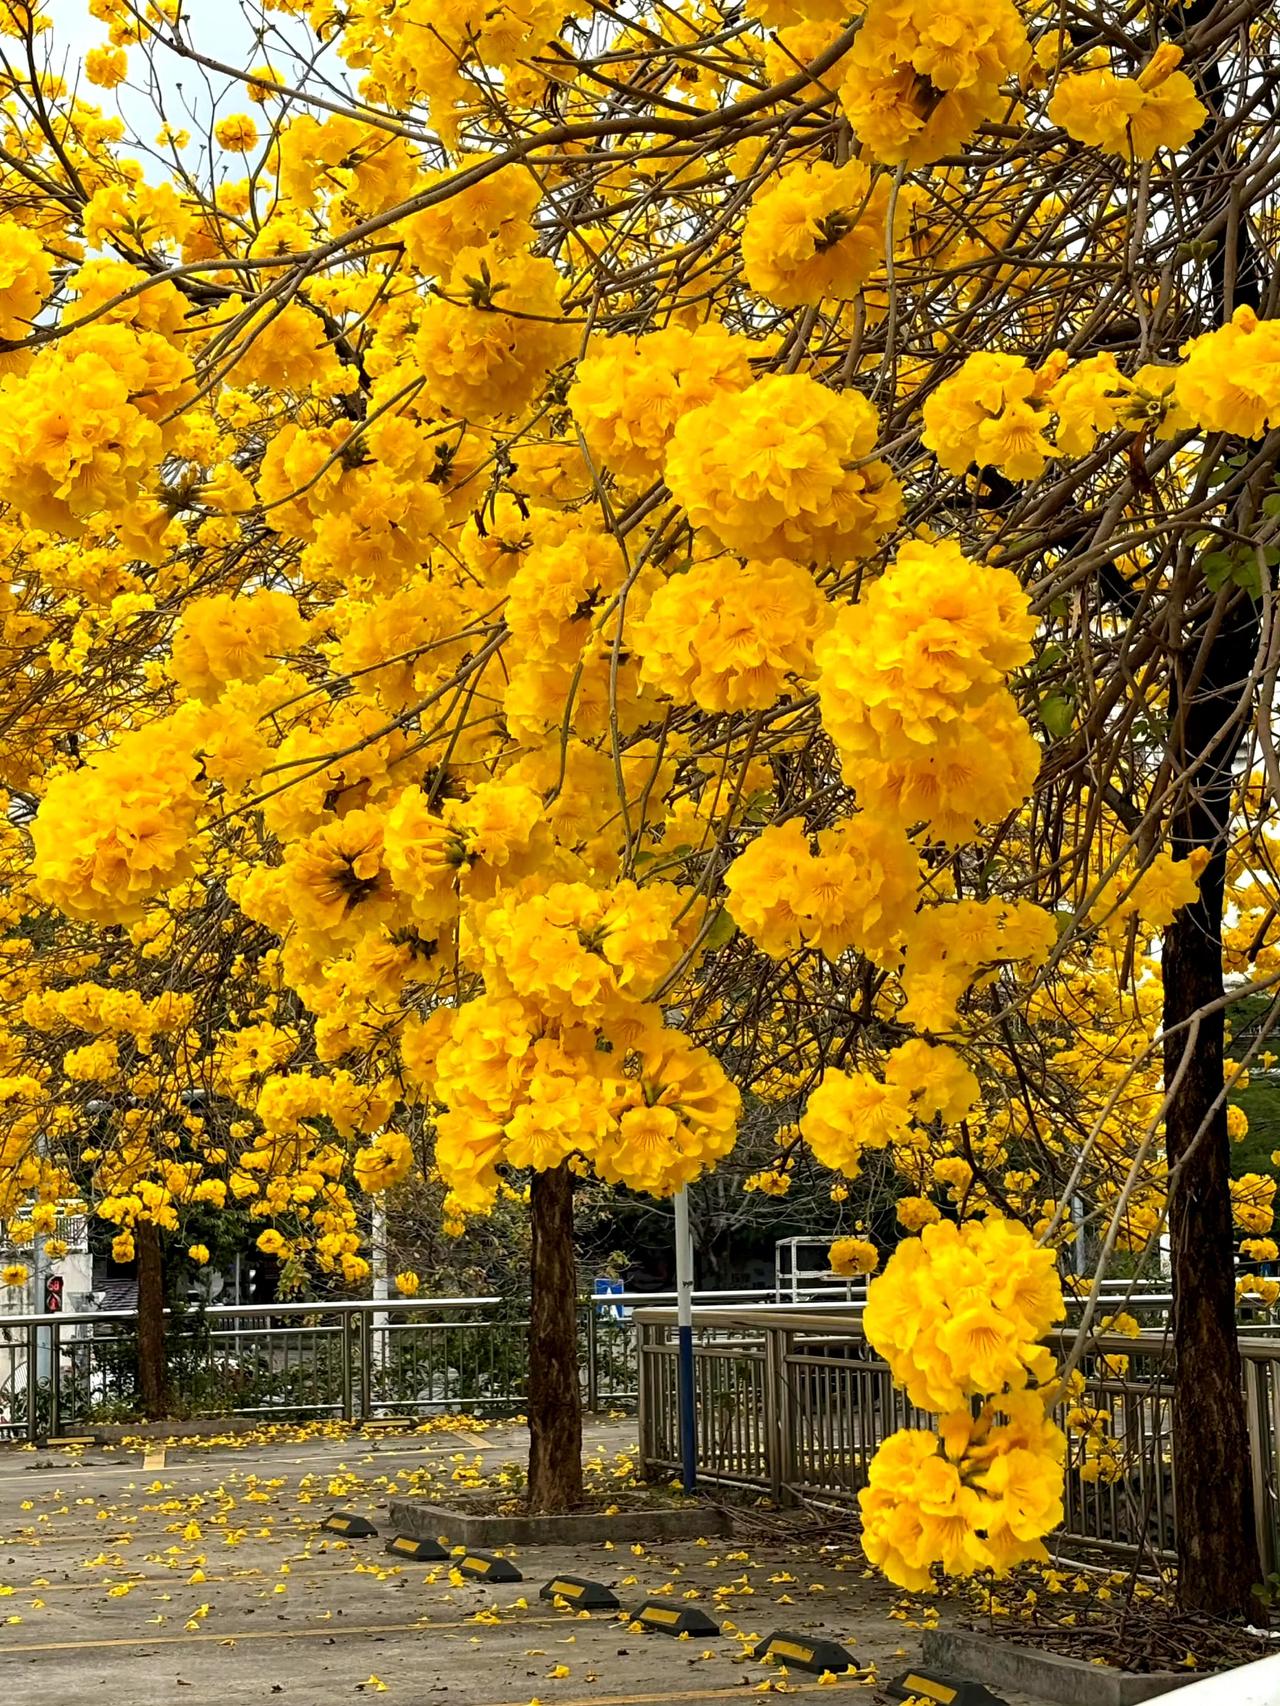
(32, 1130), (49, 1387)
(674, 1188), (696, 1493)
(1073, 1193), (1087, 1274)
(31, 1230), (48, 1386)
(371, 1199), (389, 1406)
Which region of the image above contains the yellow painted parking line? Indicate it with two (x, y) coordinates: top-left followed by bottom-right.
(0, 1613), (871, 1706)
(0, 1535), (279, 1552)
(2, 1562), (412, 1595)
(450, 1430), (491, 1449)
(142, 1447), (166, 1470)
(510, 1689), (869, 1706)
(0, 1613), (571, 1655)
(0, 1440), (476, 1480)
(0, 1531), (313, 1550)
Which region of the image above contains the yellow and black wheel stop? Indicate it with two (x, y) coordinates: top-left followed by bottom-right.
(885, 1670), (1008, 1706)
(631, 1600), (719, 1636)
(539, 1575), (619, 1610)
(752, 1632), (855, 1675)
(321, 1511), (379, 1537)
(457, 1549), (522, 1582)
(385, 1534), (449, 1561)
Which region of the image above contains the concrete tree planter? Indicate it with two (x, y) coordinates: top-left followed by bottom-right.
(923, 1628), (1203, 1706)
(387, 1490), (731, 1548)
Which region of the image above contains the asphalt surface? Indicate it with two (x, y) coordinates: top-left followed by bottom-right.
(0, 1418), (1056, 1706)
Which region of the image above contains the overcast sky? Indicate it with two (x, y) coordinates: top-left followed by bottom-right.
(50, 0), (320, 175)
(55, 0), (261, 67)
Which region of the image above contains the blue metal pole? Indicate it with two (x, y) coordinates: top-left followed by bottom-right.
(674, 1188), (696, 1494)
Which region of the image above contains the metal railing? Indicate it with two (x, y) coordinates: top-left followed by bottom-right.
(636, 1307), (1280, 1574)
(0, 1287), (777, 1441)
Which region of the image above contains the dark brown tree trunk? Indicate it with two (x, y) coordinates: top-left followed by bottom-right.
(1159, 0), (1268, 1615)
(1162, 581), (1261, 1615)
(526, 1164), (583, 1513)
(136, 1221), (169, 1421)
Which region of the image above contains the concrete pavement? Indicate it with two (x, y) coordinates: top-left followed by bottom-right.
(0, 1419), (1056, 1706)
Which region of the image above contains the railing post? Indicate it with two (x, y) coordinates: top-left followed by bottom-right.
(48, 1323), (60, 1439)
(585, 1301), (597, 1413)
(358, 1308), (372, 1421)
(778, 1328), (796, 1505)
(25, 1321), (37, 1443)
(636, 1320), (650, 1471)
(1243, 1357), (1275, 1581)
(340, 1309), (354, 1423)
(762, 1323), (783, 1504)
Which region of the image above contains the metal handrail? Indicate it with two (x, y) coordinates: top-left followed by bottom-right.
(0, 1286), (796, 1442)
(0, 1287), (782, 1331)
(635, 1306), (1280, 1572)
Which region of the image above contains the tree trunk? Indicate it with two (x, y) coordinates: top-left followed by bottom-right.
(1158, 0), (1267, 1615)
(1162, 582), (1261, 1615)
(527, 1164), (583, 1513)
(136, 1221), (169, 1422)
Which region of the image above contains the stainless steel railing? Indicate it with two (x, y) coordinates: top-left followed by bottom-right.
(0, 1288), (779, 1441)
(635, 1307), (1280, 1574)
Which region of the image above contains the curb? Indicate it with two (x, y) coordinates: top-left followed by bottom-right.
(922, 1629), (1202, 1706)
(388, 1497), (731, 1547)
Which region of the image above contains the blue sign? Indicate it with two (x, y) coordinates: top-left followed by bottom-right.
(592, 1277), (625, 1322)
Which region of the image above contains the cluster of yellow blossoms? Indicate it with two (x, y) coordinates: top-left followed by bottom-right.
(742, 159), (898, 307)
(633, 558), (827, 714)
(1092, 849), (1211, 939)
(859, 1219), (1066, 1588)
(801, 1042), (980, 1177)
(1049, 45), (1206, 161)
(724, 816), (918, 964)
(838, 0), (1031, 168)
(830, 1235), (879, 1277)
(1176, 306), (1280, 439)
(923, 350), (1190, 483)
(1231, 1174), (1276, 1237)
(817, 539), (1039, 843)
(665, 374), (900, 565)
(0, 221), (52, 340)
(32, 721), (205, 924)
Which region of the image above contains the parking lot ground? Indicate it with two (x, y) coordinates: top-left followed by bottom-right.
(0, 1419), (1057, 1706)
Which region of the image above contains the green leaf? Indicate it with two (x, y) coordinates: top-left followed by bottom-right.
(1201, 550), (1236, 591)
(1039, 693), (1074, 738)
(1233, 554), (1263, 596)
(702, 906), (737, 952)
(1202, 544), (1263, 597)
